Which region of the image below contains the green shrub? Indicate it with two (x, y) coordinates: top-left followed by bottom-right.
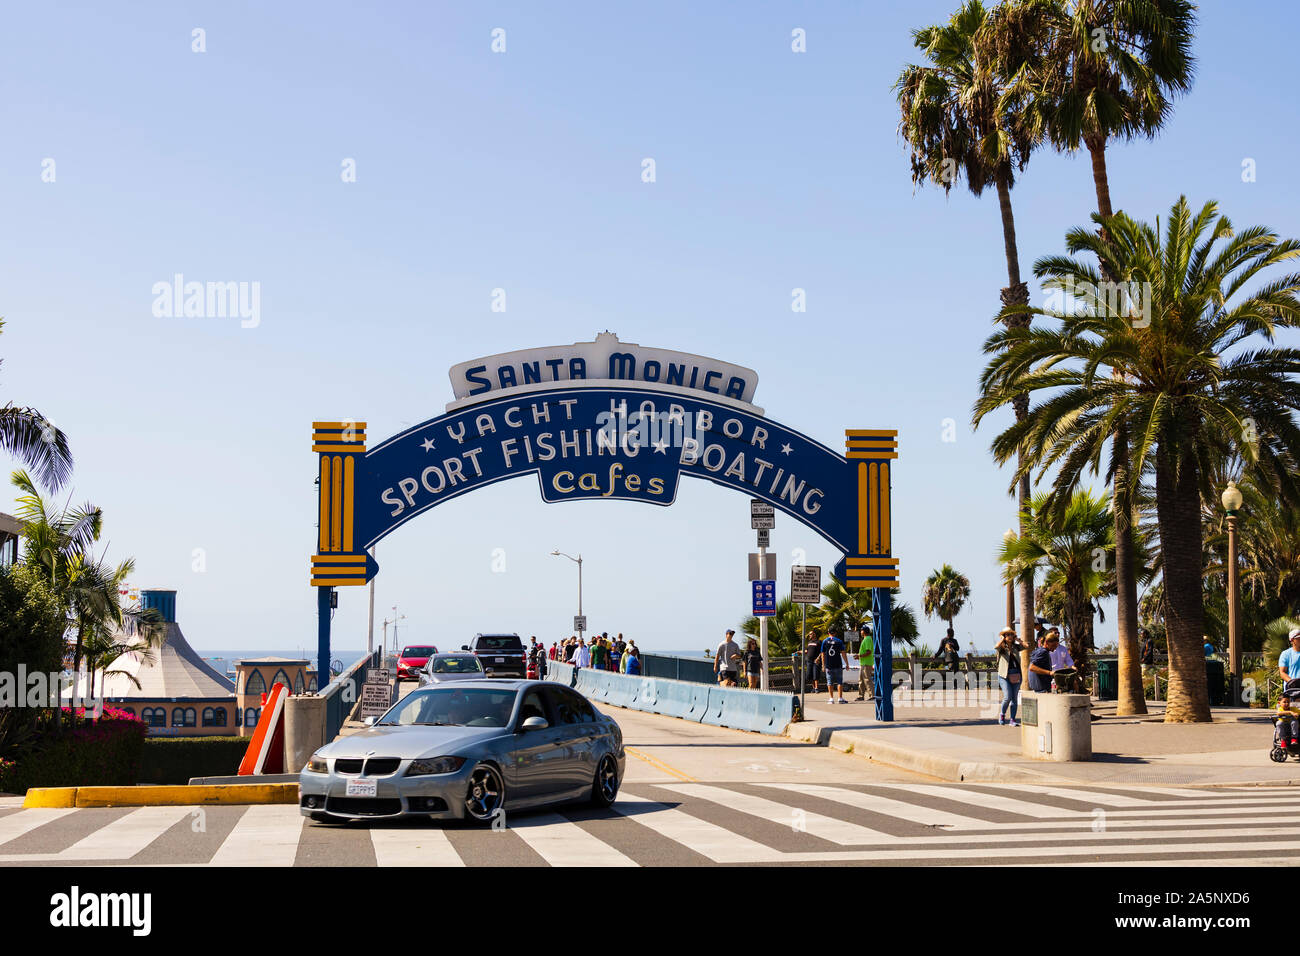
(138, 735), (252, 784)
(0, 708), (147, 794)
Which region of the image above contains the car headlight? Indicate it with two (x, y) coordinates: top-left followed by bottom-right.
(405, 756), (466, 776)
(307, 754), (329, 773)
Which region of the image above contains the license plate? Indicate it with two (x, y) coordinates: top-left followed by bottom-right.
(495, 657), (505, 663)
(346, 779), (377, 797)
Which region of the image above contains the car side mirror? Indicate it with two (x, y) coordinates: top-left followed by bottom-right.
(461, 645), (470, 651)
(520, 716), (548, 732)
(364, 716), (376, 726)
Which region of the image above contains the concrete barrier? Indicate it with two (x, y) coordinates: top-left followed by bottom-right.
(702, 685), (795, 734)
(544, 663), (791, 735)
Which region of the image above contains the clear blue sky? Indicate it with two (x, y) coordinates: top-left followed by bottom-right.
(2, 1), (1297, 657)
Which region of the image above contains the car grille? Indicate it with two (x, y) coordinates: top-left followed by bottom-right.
(334, 757), (399, 775)
(325, 797), (403, 817)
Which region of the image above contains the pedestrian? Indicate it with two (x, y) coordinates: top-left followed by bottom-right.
(572, 638), (590, 669)
(549, 641), (558, 661)
(744, 638), (762, 689)
(1139, 629), (1154, 678)
(1278, 629), (1300, 682)
(855, 627), (874, 701)
(932, 627), (961, 673)
(591, 637), (607, 671)
(1028, 631), (1057, 692)
(820, 628), (847, 704)
(804, 630), (822, 694)
(624, 646), (642, 676)
(714, 629), (742, 686)
(994, 626), (1024, 726)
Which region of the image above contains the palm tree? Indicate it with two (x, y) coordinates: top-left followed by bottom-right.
(10, 470), (135, 703)
(896, 0), (1040, 644)
(1000, 490), (1114, 679)
(921, 564), (973, 632)
(811, 579), (919, 649)
(740, 596), (806, 657)
(999, 0), (1197, 716)
(0, 319), (73, 489)
(975, 197), (1300, 721)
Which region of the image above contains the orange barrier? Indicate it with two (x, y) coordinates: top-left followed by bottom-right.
(237, 682), (288, 775)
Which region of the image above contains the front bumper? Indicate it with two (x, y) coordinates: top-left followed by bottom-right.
(299, 760), (477, 821)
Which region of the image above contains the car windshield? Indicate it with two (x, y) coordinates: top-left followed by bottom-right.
(476, 636), (522, 650)
(431, 656), (483, 674)
(401, 647), (436, 657)
(378, 687), (515, 728)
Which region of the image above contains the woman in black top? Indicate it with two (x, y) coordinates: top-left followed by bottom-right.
(744, 638), (763, 689)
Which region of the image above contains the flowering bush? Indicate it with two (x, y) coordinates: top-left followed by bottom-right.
(0, 708), (147, 794)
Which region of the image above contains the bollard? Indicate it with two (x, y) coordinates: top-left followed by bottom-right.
(284, 694), (327, 774)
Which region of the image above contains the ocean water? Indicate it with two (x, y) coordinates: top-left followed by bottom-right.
(197, 649), (368, 679)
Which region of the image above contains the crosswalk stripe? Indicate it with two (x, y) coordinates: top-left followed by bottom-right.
(210, 805), (304, 867)
(510, 812), (638, 867)
(55, 806), (192, 860)
(1003, 784), (1171, 807)
(369, 826), (464, 866)
(0, 808), (76, 848)
(613, 793), (773, 863)
(900, 784), (1088, 818)
(660, 783), (888, 845)
(761, 783), (990, 828)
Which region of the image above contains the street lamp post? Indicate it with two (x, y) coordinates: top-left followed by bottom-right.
(551, 550), (584, 643)
(1223, 481), (1243, 707)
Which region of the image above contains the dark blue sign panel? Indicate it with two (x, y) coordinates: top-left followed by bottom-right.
(752, 579), (777, 616)
(357, 387), (858, 554)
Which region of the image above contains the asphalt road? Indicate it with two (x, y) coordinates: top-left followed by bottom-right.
(1, 695), (1296, 866)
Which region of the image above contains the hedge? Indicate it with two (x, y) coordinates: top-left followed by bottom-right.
(0, 708), (147, 795)
(138, 735), (252, 784)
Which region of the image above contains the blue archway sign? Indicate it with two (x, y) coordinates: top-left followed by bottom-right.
(311, 335), (898, 721)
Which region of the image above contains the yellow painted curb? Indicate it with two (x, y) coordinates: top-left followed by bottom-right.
(23, 783), (298, 808)
(22, 787), (78, 808)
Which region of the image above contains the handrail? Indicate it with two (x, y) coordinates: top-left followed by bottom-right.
(321, 650), (379, 740)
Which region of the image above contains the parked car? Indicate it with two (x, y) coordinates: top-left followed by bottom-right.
(418, 653), (486, 686)
(462, 633), (527, 678)
(397, 645), (439, 680)
(299, 680), (624, 823)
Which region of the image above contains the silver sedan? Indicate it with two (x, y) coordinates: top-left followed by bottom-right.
(417, 652), (487, 686)
(299, 680), (624, 824)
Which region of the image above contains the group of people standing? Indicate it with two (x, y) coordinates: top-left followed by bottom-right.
(712, 629), (765, 688)
(798, 628), (874, 703)
(994, 622), (1076, 725)
(550, 632), (642, 675)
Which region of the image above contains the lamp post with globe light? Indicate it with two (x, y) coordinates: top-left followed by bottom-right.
(1222, 481), (1244, 706)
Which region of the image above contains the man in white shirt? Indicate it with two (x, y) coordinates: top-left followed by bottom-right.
(572, 638), (591, 669)
(1048, 629), (1075, 671)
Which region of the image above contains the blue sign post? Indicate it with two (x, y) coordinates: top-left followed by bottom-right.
(312, 338), (900, 718)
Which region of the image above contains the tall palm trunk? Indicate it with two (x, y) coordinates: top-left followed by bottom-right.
(1155, 443), (1210, 722)
(1065, 575), (1091, 681)
(995, 171), (1036, 673)
(1086, 138), (1144, 715)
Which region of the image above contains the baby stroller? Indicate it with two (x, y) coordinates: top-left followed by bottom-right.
(1269, 679), (1300, 762)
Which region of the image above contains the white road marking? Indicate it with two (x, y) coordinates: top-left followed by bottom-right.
(209, 805), (304, 866)
(660, 783), (888, 845)
(369, 826), (464, 866)
(0, 808), (76, 848)
(510, 812), (637, 867)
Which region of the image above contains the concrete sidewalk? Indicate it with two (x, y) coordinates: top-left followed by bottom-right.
(787, 690), (1300, 786)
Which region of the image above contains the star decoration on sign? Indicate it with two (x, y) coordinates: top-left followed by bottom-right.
(652, 439), (669, 454)
(781, 443), (793, 455)
(421, 437), (436, 452)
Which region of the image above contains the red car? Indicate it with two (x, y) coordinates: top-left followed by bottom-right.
(397, 645), (438, 680)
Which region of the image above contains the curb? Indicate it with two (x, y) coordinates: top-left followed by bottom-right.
(820, 728), (1064, 783)
(23, 783), (299, 809)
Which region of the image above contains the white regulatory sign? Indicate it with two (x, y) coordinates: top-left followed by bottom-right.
(365, 668), (391, 685)
(359, 681), (393, 720)
(574, 615), (588, 632)
(790, 565), (822, 604)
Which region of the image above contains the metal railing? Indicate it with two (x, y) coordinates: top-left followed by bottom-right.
(321, 650), (379, 741)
